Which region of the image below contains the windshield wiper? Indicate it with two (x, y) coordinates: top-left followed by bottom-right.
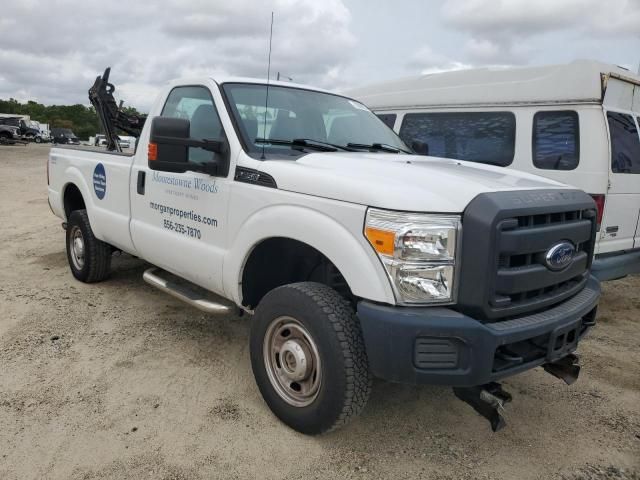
(346, 142), (412, 154)
(255, 138), (356, 152)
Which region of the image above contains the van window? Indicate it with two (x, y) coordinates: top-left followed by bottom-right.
(376, 113), (397, 129)
(398, 112), (515, 166)
(532, 111), (579, 170)
(607, 112), (640, 174)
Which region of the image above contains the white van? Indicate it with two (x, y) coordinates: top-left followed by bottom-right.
(347, 60), (640, 281)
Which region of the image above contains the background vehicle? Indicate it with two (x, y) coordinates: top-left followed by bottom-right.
(0, 116), (42, 142)
(95, 134), (130, 148)
(0, 124), (21, 143)
(348, 60), (640, 281)
(47, 68), (600, 434)
(51, 128), (80, 145)
(117, 136), (131, 148)
(94, 134), (107, 146)
(31, 121), (51, 142)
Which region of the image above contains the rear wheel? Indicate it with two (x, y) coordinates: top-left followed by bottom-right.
(250, 282), (371, 434)
(65, 209), (111, 282)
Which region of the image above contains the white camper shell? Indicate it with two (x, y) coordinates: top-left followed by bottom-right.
(348, 60), (640, 281)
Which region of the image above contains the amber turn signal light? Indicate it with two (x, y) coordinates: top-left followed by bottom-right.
(148, 142), (158, 161)
(365, 227), (395, 256)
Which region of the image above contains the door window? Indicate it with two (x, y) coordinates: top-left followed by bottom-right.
(607, 111), (640, 174)
(532, 111), (579, 170)
(398, 112), (515, 166)
(161, 86), (225, 164)
(376, 113), (397, 129)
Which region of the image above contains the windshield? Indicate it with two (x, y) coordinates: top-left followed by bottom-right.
(222, 83), (409, 158)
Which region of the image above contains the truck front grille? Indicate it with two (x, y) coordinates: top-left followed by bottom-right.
(491, 210), (594, 319)
(456, 190), (597, 322)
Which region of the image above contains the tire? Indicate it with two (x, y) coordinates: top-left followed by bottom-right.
(65, 209), (111, 283)
(250, 282), (371, 434)
(35, 136), (42, 143)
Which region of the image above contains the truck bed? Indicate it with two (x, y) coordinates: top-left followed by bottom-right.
(48, 146), (137, 255)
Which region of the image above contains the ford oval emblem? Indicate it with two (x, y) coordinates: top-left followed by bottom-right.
(544, 242), (575, 271)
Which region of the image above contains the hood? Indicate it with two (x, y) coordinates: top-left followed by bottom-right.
(254, 152), (569, 212)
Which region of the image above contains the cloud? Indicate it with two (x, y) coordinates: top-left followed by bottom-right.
(0, 0), (356, 110)
(406, 45), (472, 74)
(442, 0), (640, 37)
(441, 0), (640, 64)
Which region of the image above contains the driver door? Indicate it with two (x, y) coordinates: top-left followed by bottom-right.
(130, 85), (231, 295)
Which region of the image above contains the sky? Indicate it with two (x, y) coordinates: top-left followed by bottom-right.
(1, 0), (639, 111)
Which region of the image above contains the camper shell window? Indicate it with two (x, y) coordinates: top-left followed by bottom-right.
(398, 112), (516, 166)
(608, 112), (640, 174)
(532, 111), (579, 170)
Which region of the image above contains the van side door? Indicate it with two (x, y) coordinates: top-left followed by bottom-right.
(602, 109), (640, 252)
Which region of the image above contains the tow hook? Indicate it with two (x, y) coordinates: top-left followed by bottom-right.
(453, 382), (512, 432)
(543, 353), (581, 385)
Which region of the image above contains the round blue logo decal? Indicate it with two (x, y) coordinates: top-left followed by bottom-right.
(93, 163), (106, 200)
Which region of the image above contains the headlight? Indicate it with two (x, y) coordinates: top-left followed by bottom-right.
(365, 208), (460, 304)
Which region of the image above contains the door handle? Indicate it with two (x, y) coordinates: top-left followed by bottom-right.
(137, 171), (146, 195)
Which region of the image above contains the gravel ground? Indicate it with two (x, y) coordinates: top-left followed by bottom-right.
(1, 144), (638, 479)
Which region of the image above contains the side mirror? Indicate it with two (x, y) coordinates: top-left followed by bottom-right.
(411, 139), (429, 156)
(149, 117), (189, 172)
(148, 116), (228, 175)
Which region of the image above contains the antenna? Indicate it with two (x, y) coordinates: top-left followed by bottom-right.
(277, 72), (293, 82)
(261, 12), (274, 160)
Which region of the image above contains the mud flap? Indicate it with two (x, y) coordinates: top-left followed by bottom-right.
(453, 382), (512, 432)
(543, 353), (581, 385)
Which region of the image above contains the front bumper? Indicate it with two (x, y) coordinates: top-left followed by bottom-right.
(357, 276), (600, 387)
(592, 249), (640, 281)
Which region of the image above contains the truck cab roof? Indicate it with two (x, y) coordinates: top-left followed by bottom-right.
(166, 76), (335, 96)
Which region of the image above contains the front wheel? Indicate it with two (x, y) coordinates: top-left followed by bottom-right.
(250, 282), (371, 434)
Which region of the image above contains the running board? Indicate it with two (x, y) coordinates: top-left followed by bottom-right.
(143, 267), (234, 315)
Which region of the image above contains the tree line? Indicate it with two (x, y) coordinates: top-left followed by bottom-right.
(0, 98), (143, 140)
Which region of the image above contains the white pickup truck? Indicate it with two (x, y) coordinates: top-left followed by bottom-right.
(48, 72), (601, 434)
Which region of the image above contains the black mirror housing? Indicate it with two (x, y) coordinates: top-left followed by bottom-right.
(148, 116), (229, 176)
(149, 117), (190, 171)
(411, 139), (429, 156)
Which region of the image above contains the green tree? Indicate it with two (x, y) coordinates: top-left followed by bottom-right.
(0, 98), (145, 140)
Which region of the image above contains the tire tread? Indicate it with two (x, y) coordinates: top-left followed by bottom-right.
(67, 209), (111, 283)
(285, 282), (372, 433)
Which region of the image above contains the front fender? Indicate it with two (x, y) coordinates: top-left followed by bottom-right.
(223, 204), (395, 306)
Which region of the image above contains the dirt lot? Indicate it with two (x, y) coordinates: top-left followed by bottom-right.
(0, 144), (638, 480)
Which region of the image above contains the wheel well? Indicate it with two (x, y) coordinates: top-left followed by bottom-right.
(241, 237), (353, 309)
(63, 184), (86, 220)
